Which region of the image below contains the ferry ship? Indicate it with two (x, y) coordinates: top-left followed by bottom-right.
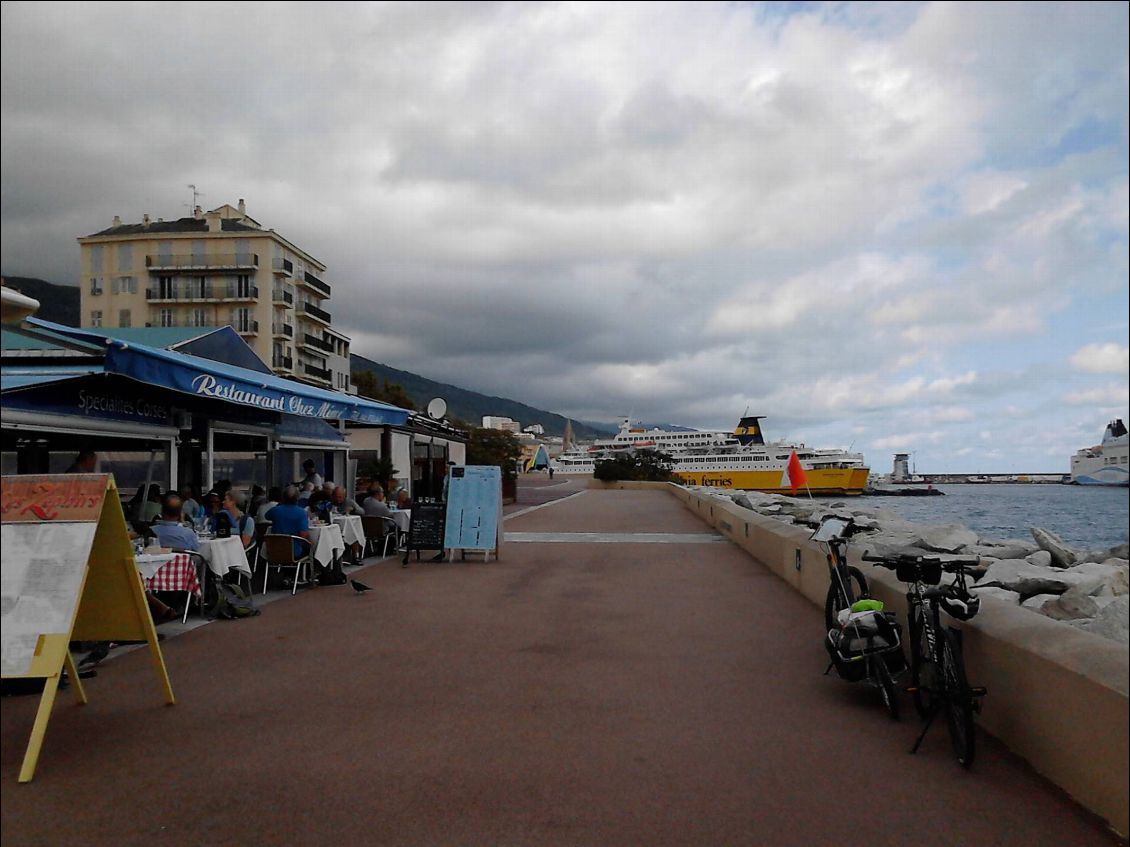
(1070, 419), (1129, 486)
(552, 416), (870, 495)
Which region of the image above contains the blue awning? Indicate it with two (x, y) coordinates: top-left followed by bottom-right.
(101, 340), (409, 426)
(1, 366), (104, 392)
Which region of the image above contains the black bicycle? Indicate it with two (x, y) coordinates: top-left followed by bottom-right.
(862, 551), (986, 768)
(812, 515), (869, 631)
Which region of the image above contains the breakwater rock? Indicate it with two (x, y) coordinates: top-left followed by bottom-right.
(692, 487), (1130, 645)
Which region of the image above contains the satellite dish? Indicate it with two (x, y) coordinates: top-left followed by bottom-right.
(426, 397), (447, 420)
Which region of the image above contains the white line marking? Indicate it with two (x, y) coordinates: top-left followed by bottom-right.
(504, 490), (588, 522)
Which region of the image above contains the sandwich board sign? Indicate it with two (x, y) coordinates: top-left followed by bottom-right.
(443, 465), (504, 561)
(1, 474), (175, 782)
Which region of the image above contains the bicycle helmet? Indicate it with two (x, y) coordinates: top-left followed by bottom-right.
(938, 587), (980, 621)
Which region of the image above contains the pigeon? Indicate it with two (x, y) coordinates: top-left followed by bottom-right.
(78, 642), (111, 668)
(350, 579), (372, 594)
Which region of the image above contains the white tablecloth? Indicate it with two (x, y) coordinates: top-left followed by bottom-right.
(332, 515), (366, 547)
(308, 523), (345, 567)
(135, 552), (177, 581)
(389, 509), (410, 533)
(197, 536), (253, 577)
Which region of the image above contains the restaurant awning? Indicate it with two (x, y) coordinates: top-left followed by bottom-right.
(1, 366), (104, 392)
(16, 318), (409, 426)
(103, 340), (408, 425)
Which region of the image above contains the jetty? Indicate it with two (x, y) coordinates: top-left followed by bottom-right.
(1, 478), (1123, 845)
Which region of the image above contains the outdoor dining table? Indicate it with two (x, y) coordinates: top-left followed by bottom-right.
(135, 551), (201, 618)
(331, 514), (366, 548)
(389, 508), (411, 534)
(307, 522), (346, 568)
(196, 535), (253, 578)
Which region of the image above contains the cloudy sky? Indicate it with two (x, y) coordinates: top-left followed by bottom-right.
(2, 1), (1127, 473)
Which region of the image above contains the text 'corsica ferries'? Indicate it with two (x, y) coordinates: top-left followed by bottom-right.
(552, 416), (871, 495)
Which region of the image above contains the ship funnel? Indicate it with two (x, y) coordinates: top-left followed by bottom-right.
(1104, 419), (1127, 442)
(734, 416), (765, 445)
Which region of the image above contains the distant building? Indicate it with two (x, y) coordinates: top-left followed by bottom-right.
(482, 415), (521, 433)
(523, 423), (545, 435)
(76, 200), (352, 394)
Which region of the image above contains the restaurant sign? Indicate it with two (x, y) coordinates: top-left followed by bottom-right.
(1, 377), (173, 426)
(0, 474), (107, 523)
(191, 374), (344, 419)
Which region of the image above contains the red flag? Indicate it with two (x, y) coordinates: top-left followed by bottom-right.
(787, 450), (808, 494)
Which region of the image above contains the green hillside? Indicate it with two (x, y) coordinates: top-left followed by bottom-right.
(351, 354), (614, 439)
(1, 276), (80, 326)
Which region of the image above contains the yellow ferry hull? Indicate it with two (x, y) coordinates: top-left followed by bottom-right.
(674, 466), (870, 496)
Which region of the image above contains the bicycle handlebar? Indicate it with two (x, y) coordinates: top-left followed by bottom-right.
(861, 550), (980, 572)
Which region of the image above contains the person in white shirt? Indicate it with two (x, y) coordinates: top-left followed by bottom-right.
(256, 486), (281, 523)
(298, 459), (323, 490)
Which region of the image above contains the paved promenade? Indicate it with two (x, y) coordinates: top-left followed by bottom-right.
(1, 487), (1119, 845)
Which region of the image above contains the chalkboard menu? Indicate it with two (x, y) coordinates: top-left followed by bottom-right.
(404, 503), (447, 562)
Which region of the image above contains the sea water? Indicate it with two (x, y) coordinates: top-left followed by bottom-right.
(819, 484), (1128, 550)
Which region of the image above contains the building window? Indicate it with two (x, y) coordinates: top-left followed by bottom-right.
(89, 277), (102, 295)
(232, 307), (252, 332)
(112, 276), (137, 294)
(90, 310), (102, 328)
(118, 309), (131, 328)
(159, 309), (175, 328)
(158, 275), (175, 298)
(191, 308), (209, 327)
(117, 243), (132, 273)
(236, 274), (252, 298)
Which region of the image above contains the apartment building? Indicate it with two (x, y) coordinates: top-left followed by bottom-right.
(77, 200), (352, 393)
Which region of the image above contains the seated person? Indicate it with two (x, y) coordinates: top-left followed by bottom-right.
(265, 485), (312, 554)
(330, 485), (362, 516)
(306, 489), (332, 523)
(363, 486), (393, 518)
(248, 485), (267, 519)
(394, 489), (413, 511)
(214, 490), (255, 548)
(153, 494), (200, 551)
(256, 486), (281, 523)
(179, 485), (201, 523)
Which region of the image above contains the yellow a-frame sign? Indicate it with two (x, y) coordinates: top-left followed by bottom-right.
(1, 474), (175, 782)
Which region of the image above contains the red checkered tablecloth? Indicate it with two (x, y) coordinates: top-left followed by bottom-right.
(143, 553), (201, 596)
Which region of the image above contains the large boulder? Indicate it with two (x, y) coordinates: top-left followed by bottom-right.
(1043, 587), (1100, 621)
(916, 524), (979, 554)
(969, 542), (1037, 560)
(971, 586), (1021, 605)
(976, 559), (1028, 590)
(1025, 550), (1053, 568)
(1030, 528), (1080, 567)
(1079, 596), (1129, 644)
(1064, 560), (1128, 597)
(1012, 565), (1089, 596)
(1108, 542), (1130, 560)
(1021, 593), (1060, 612)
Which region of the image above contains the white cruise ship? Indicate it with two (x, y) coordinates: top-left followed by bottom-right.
(1070, 419), (1129, 486)
(553, 416), (870, 495)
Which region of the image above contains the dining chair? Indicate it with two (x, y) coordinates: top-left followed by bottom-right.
(261, 534), (313, 596)
(170, 549), (210, 623)
(361, 515), (396, 558)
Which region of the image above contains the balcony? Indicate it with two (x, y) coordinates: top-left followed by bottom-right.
(299, 300), (332, 324)
(302, 362), (332, 382)
(234, 320), (259, 336)
(146, 253), (258, 271)
(272, 258), (294, 276)
(272, 289), (294, 307)
(146, 285), (258, 303)
(272, 323), (294, 339)
(273, 356), (294, 372)
(299, 270), (331, 298)
(297, 332), (333, 352)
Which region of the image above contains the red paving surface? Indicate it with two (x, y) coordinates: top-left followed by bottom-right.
(1, 489), (1120, 846)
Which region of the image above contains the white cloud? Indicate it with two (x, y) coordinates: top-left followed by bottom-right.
(1069, 343), (1129, 374)
(1063, 383), (1130, 406)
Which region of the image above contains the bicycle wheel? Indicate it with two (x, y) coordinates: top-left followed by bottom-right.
(941, 628), (976, 768)
(909, 608), (937, 720)
(872, 654), (900, 721)
(824, 566), (868, 631)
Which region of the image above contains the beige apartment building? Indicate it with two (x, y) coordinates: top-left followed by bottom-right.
(76, 200), (352, 393)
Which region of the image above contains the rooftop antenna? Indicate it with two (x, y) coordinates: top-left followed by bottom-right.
(185, 184), (204, 212)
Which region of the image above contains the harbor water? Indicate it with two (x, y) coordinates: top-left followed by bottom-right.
(819, 484), (1128, 550)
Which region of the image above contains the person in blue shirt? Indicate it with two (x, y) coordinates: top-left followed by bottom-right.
(153, 495), (200, 551)
(264, 485), (311, 555)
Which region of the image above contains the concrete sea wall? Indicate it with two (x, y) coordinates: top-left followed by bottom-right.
(586, 480), (1129, 837)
